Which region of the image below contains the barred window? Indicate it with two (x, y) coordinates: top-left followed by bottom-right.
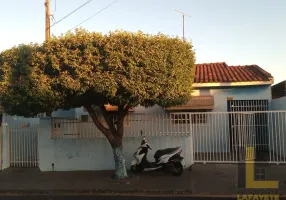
(170, 111), (208, 124)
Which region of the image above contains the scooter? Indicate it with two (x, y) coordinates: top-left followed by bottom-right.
(130, 131), (185, 176)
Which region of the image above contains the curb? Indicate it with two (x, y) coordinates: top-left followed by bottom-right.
(0, 189), (193, 196)
(0, 190), (285, 198)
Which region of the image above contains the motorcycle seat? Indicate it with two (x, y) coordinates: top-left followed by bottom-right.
(154, 147), (181, 160)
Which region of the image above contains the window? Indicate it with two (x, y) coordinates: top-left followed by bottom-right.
(170, 113), (190, 124)
(51, 119), (80, 139)
(170, 111), (208, 124)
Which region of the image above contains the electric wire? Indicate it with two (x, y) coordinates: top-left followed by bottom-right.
(66, 0), (118, 33)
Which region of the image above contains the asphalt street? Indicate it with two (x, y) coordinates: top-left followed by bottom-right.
(0, 195), (237, 200)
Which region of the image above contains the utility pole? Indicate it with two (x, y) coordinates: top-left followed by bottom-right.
(45, 0), (51, 41)
(175, 9), (191, 41)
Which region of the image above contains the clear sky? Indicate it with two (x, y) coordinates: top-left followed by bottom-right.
(0, 0), (285, 84)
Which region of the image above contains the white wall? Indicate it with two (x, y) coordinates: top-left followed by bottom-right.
(38, 118), (193, 171)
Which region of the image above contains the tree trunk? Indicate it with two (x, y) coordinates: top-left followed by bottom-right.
(84, 104), (130, 180)
(112, 143), (129, 180)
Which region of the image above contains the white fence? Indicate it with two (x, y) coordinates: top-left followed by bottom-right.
(193, 111), (286, 163)
(51, 111), (286, 164)
(51, 113), (191, 139)
(7, 124), (39, 167)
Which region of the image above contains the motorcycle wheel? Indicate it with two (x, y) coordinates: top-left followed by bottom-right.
(172, 162), (183, 176)
(131, 164), (141, 173)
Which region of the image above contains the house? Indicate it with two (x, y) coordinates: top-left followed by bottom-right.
(271, 80), (286, 110)
(4, 62), (285, 172)
(72, 62), (274, 118)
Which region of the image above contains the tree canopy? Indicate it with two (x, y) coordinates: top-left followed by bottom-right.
(0, 29), (196, 180)
(0, 29), (196, 118)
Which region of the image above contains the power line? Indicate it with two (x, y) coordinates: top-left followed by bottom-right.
(50, 0), (93, 28)
(50, 0), (57, 26)
(66, 0), (118, 33)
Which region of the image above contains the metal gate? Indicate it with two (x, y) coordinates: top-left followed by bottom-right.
(8, 124), (38, 167)
(233, 113), (256, 161)
(228, 100), (269, 161)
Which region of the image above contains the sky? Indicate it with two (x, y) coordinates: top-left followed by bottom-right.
(0, 0), (285, 84)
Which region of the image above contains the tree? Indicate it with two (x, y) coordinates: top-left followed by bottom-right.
(0, 29), (196, 180)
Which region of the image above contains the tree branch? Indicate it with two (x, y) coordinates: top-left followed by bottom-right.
(100, 105), (117, 134)
(84, 104), (109, 135)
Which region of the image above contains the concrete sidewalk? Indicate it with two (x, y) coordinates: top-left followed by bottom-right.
(0, 164), (285, 195)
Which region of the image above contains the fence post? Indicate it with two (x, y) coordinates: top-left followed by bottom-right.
(189, 113), (194, 166)
(6, 125), (10, 168)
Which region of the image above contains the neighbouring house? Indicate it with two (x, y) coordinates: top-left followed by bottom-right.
(4, 62), (286, 172)
(271, 80), (286, 110)
(272, 80), (286, 99)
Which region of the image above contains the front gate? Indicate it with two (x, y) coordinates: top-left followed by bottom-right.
(8, 124), (38, 167)
(232, 113), (256, 161)
(228, 100), (269, 161)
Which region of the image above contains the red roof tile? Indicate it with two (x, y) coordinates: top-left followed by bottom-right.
(194, 62), (273, 83)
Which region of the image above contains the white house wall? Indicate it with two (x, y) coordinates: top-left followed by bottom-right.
(38, 118), (192, 171)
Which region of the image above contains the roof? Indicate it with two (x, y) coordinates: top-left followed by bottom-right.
(194, 62), (273, 83)
(271, 80), (286, 99)
(272, 80), (286, 88)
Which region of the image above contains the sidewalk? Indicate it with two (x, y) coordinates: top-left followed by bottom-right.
(0, 164), (285, 196)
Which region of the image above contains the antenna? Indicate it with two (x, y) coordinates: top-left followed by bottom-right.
(175, 9), (191, 41)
